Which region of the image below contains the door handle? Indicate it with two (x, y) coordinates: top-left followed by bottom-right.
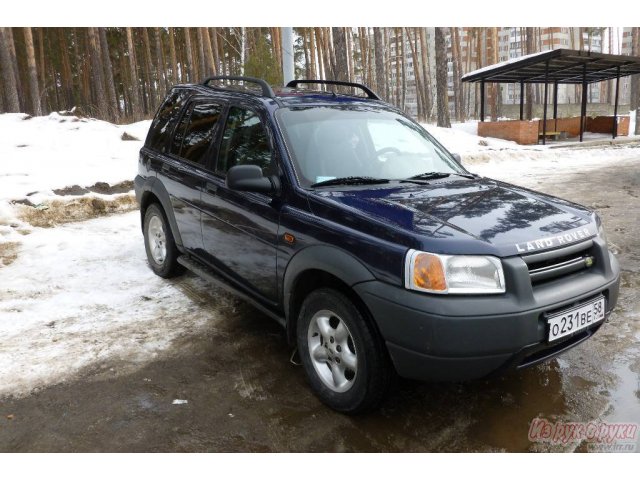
(205, 182), (218, 195)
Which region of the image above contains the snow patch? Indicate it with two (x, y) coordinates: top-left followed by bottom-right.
(0, 113), (150, 202)
(0, 212), (223, 398)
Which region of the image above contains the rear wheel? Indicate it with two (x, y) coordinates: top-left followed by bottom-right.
(297, 288), (392, 413)
(143, 203), (182, 278)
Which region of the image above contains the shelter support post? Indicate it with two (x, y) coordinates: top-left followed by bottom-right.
(519, 81), (524, 120)
(580, 63), (588, 142)
(613, 66), (620, 139)
(553, 81), (558, 132)
(542, 60), (549, 145)
(480, 80), (485, 122)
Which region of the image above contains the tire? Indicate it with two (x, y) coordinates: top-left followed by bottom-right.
(143, 203), (183, 278)
(297, 288), (392, 414)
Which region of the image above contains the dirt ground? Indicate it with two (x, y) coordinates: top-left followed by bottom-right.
(0, 153), (638, 452)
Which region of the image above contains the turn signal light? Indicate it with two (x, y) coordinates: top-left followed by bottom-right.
(412, 252), (447, 292)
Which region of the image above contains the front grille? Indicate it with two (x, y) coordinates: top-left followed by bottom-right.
(522, 239), (595, 285)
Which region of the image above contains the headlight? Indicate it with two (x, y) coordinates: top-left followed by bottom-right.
(404, 249), (505, 294)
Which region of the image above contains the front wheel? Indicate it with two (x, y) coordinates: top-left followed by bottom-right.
(297, 288), (392, 414)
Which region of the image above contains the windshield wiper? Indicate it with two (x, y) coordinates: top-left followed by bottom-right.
(310, 176), (390, 188)
(406, 171), (452, 181)
(401, 172), (477, 183)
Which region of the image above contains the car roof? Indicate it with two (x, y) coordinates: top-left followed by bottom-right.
(171, 82), (390, 109)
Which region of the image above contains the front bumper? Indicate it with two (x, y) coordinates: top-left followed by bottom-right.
(354, 249), (620, 382)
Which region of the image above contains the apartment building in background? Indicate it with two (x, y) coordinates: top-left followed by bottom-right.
(385, 27), (632, 119)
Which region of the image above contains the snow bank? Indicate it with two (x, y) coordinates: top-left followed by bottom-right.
(0, 113), (150, 244)
(0, 113), (150, 202)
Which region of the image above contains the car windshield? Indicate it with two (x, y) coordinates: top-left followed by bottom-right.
(276, 106), (466, 188)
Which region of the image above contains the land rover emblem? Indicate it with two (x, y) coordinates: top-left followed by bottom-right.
(515, 227), (593, 254)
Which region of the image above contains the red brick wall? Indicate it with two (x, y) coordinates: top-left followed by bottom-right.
(478, 120), (539, 145)
(538, 117), (582, 136)
(538, 116), (630, 137)
(586, 116), (629, 136)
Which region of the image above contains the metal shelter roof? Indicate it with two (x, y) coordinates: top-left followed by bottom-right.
(461, 49), (640, 85)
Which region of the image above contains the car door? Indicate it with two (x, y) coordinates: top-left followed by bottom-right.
(200, 104), (280, 303)
(158, 99), (224, 252)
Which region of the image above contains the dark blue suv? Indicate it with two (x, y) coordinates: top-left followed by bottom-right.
(135, 76), (620, 413)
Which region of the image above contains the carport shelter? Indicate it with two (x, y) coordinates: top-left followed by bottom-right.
(461, 49), (640, 145)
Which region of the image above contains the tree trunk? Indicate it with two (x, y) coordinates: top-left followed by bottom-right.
(315, 28), (330, 79)
(400, 29), (406, 111)
(167, 28), (178, 83)
(87, 27), (109, 119)
(346, 28), (354, 82)
(37, 28), (48, 112)
(202, 27), (216, 76)
(525, 27), (535, 119)
(301, 28), (311, 78)
(141, 28), (155, 112)
(373, 28), (386, 101)
(153, 28), (167, 101)
(394, 28), (401, 107)
(0, 27), (20, 112)
(184, 27), (195, 82)
(309, 28), (317, 79)
(331, 27), (349, 83)
(405, 28), (424, 121)
(98, 28), (118, 121)
(196, 27), (206, 81)
(327, 28), (337, 80)
(126, 27), (143, 120)
(489, 27), (499, 121)
(270, 28), (282, 75)
(58, 29), (74, 109)
(435, 28), (451, 127)
(451, 27), (464, 122)
(5, 28), (23, 111)
(419, 28), (432, 120)
(209, 28), (220, 77)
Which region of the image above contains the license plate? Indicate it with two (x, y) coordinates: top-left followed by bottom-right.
(547, 296), (606, 342)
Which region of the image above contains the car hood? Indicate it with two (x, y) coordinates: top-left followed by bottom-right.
(310, 177), (596, 255)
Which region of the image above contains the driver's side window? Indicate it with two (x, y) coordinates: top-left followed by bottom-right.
(216, 106), (274, 176)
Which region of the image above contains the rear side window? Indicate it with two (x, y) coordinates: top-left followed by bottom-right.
(180, 103), (223, 165)
(217, 107), (273, 175)
(168, 102), (223, 166)
(145, 89), (190, 152)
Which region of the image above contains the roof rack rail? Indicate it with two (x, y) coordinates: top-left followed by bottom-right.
(286, 79), (381, 100)
(202, 76), (276, 99)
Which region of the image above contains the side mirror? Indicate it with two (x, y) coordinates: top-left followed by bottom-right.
(226, 165), (275, 194)
(452, 153), (462, 163)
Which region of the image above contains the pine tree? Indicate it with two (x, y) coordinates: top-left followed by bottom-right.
(0, 27), (20, 112)
(331, 27), (349, 83)
(525, 27), (534, 119)
(434, 27), (451, 127)
(126, 27), (143, 120)
(373, 28), (386, 101)
(23, 27), (42, 115)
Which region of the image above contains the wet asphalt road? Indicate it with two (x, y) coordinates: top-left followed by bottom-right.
(1, 155), (638, 452)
